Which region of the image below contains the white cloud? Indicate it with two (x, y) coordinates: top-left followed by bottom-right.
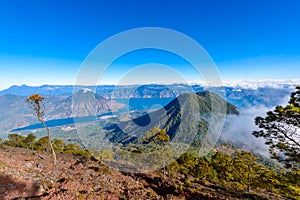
(222, 79), (299, 89)
(188, 79), (300, 90)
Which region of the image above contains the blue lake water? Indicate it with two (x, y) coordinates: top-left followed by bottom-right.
(114, 98), (174, 111)
(11, 113), (112, 132)
(11, 98), (174, 132)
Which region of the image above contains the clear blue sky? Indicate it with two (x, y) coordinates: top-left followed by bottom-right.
(0, 0), (300, 89)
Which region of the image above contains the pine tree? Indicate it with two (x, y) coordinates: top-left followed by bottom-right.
(253, 86), (300, 168)
(210, 152), (234, 182)
(232, 151), (260, 192)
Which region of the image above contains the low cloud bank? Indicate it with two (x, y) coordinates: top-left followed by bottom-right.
(220, 95), (290, 156)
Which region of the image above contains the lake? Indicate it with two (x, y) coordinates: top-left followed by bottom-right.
(11, 98), (174, 132)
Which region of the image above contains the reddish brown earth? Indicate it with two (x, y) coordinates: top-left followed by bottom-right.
(0, 146), (162, 200)
(0, 146), (285, 200)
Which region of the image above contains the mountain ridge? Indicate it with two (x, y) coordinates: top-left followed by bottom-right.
(105, 91), (238, 145)
(0, 84), (292, 108)
(0, 84), (293, 132)
(0, 89), (124, 131)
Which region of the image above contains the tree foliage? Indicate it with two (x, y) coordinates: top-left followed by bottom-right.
(253, 86), (300, 168)
(143, 128), (170, 145)
(232, 151), (262, 191)
(3, 133), (90, 157)
(23, 133), (36, 149)
(210, 151), (234, 182)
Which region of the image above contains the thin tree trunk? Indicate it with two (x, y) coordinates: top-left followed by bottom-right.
(163, 159), (166, 180)
(38, 117), (57, 165)
(163, 150), (166, 180)
(248, 166), (251, 192)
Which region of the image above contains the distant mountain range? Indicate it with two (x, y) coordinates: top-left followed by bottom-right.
(0, 84), (193, 97)
(0, 84), (295, 131)
(0, 84), (294, 107)
(0, 89), (124, 131)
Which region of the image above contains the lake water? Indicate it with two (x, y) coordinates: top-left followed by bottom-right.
(114, 98), (174, 111)
(11, 98), (174, 132)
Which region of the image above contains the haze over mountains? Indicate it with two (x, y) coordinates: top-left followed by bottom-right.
(0, 83), (294, 104)
(0, 83), (295, 132)
(0, 89), (124, 131)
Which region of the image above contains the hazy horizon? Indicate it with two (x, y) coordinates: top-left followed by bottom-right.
(1, 78), (299, 91)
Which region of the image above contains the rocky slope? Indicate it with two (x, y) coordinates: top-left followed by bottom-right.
(0, 145), (286, 200)
(0, 145), (159, 200)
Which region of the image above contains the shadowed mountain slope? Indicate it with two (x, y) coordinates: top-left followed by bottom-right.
(105, 91), (238, 145)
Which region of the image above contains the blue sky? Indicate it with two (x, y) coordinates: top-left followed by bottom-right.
(0, 0), (300, 90)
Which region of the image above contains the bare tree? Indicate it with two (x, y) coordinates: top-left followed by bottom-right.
(26, 94), (57, 165)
